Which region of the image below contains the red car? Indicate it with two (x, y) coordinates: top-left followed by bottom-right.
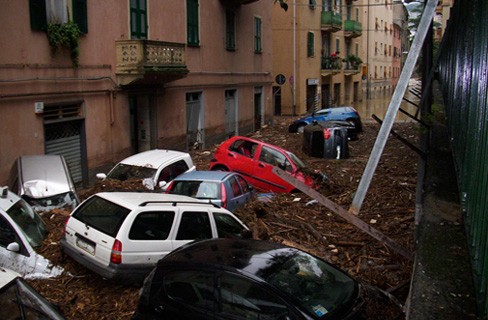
(209, 136), (323, 193)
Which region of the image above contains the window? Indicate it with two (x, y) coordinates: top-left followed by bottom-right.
(236, 175), (250, 193)
(0, 216), (18, 248)
(157, 160), (190, 184)
(72, 196), (131, 237)
(176, 211), (212, 240)
(187, 0), (200, 46)
(307, 32), (314, 57)
(229, 177), (243, 197)
(130, 0), (147, 39)
(309, 0), (317, 9)
(164, 270), (215, 311)
(29, 0), (88, 33)
(254, 16), (262, 53)
(335, 38), (340, 55)
(230, 139), (258, 158)
(225, 9), (236, 50)
(129, 211), (175, 240)
(219, 272), (291, 319)
(213, 212), (245, 238)
(259, 146), (289, 170)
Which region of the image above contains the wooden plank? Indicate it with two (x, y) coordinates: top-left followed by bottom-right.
(272, 167), (414, 261)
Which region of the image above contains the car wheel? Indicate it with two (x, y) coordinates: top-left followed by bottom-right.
(346, 119), (358, 128)
(211, 165), (228, 171)
(297, 124), (306, 133)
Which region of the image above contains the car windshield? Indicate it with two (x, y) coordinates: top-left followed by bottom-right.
(107, 163), (157, 181)
(23, 192), (78, 211)
(6, 199), (46, 248)
(0, 277), (64, 320)
(263, 251), (356, 319)
(286, 152), (307, 170)
(170, 181), (220, 200)
(72, 196), (130, 237)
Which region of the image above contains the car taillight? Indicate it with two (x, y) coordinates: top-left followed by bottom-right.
(323, 128), (331, 140)
(63, 217), (70, 237)
(221, 184), (227, 208)
(110, 240), (122, 264)
(164, 181), (174, 194)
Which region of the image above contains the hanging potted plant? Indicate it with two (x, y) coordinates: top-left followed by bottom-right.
(344, 54), (363, 70)
(46, 20), (82, 67)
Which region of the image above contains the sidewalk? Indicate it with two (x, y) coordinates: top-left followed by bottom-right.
(406, 86), (478, 319)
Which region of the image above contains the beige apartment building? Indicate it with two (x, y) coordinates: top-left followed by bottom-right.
(272, 0), (364, 116)
(0, 0), (273, 186)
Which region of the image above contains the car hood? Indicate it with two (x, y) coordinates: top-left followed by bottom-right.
(22, 180), (72, 199)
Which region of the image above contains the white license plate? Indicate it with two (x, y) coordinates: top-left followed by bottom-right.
(76, 237), (95, 255)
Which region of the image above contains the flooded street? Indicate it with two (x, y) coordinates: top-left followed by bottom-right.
(355, 80), (422, 123)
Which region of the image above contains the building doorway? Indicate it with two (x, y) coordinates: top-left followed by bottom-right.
(225, 89), (237, 138)
(43, 103), (87, 185)
(186, 92), (204, 149)
(129, 95), (154, 154)
(254, 87), (263, 131)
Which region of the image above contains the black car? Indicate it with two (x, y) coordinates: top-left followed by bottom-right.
(132, 239), (364, 320)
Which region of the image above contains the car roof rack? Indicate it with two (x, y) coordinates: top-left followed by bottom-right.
(139, 200), (221, 208)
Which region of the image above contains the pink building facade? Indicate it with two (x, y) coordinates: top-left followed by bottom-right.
(0, 0), (273, 186)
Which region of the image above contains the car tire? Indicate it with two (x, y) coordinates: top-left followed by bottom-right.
(211, 165), (228, 171)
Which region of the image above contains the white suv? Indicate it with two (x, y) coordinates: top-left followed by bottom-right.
(61, 192), (250, 284)
(96, 149), (196, 190)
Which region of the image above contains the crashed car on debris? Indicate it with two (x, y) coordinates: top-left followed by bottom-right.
(132, 238), (365, 320)
(0, 187), (64, 279)
(165, 171), (254, 212)
(61, 192), (250, 284)
(8, 155), (79, 212)
(96, 149), (196, 190)
(0, 267), (65, 319)
(209, 136), (326, 193)
(288, 106), (363, 135)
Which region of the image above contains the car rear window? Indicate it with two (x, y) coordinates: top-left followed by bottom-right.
(170, 181), (220, 199)
(72, 196), (130, 237)
(129, 211), (175, 240)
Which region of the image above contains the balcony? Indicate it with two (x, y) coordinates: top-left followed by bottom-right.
(344, 20), (362, 38)
(116, 40), (188, 86)
(220, 0), (259, 7)
(321, 56), (342, 76)
(344, 64), (361, 76)
(343, 55), (362, 76)
(321, 11), (342, 32)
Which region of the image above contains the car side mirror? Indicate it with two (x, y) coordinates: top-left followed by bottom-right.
(7, 242), (20, 252)
(158, 181), (167, 189)
(96, 173), (107, 180)
(278, 162), (287, 170)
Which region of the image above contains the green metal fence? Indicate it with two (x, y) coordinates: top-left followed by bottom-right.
(436, 0), (488, 317)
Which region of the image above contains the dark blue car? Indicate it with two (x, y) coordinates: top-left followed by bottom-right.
(288, 106), (363, 134)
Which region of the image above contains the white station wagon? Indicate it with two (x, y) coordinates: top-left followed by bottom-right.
(61, 192), (250, 284)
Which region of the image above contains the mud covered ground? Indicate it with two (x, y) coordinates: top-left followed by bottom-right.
(29, 117), (419, 319)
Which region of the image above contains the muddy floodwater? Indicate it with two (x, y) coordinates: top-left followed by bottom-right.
(356, 80), (421, 123)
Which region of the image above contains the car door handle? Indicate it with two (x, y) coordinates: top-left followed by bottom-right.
(258, 163), (265, 168)
(228, 153), (236, 158)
